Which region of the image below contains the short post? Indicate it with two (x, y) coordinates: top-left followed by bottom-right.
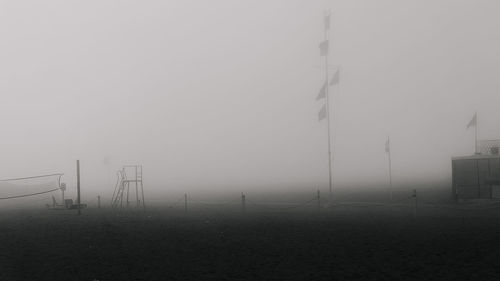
(184, 193), (188, 213)
(317, 189), (321, 210)
(60, 183), (66, 207)
(97, 195), (101, 209)
(77, 160), (81, 216)
(412, 189), (417, 219)
(241, 192), (246, 213)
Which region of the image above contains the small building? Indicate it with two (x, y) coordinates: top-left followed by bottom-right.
(452, 141), (500, 201)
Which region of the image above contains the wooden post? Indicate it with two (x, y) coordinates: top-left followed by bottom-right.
(412, 189), (417, 219)
(476, 159), (481, 198)
(97, 195), (101, 209)
(77, 160), (81, 216)
(184, 193), (188, 213)
(241, 192), (246, 213)
(387, 136), (393, 202)
(135, 166), (139, 208)
(317, 189), (321, 210)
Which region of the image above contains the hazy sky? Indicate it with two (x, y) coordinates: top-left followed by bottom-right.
(1, 0), (500, 199)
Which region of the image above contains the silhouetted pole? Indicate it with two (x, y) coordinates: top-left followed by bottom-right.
(140, 166), (145, 210)
(412, 189), (417, 219)
(126, 182), (130, 208)
(324, 11), (334, 201)
(475, 112), (478, 154)
(317, 189), (321, 210)
(135, 166), (139, 208)
(77, 160), (81, 216)
(184, 193), (188, 213)
(97, 195), (101, 209)
(61, 183), (66, 203)
(387, 136), (393, 202)
(241, 193), (246, 213)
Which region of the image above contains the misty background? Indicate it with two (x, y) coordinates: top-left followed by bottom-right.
(0, 0), (499, 202)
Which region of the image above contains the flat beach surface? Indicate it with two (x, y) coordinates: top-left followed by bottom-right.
(0, 205), (499, 281)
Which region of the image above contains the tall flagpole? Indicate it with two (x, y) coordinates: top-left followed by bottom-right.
(324, 10), (333, 201)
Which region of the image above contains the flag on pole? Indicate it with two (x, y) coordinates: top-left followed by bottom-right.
(318, 104), (327, 121)
(324, 13), (331, 30)
(329, 69), (340, 85)
(103, 156), (111, 165)
(467, 113), (477, 129)
(385, 138), (390, 153)
(319, 40), (329, 56)
(316, 82), (326, 100)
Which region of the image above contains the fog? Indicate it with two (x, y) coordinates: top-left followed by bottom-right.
(1, 0), (499, 202)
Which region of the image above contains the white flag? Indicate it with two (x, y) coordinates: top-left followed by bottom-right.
(329, 69), (340, 85)
(385, 138), (390, 153)
(319, 40), (329, 56)
(318, 104), (327, 121)
(324, 13), (331, 30)
(467, 113), (477, 129)
(316, 82), (326, 100)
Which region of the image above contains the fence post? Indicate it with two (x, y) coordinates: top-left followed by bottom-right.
(184, 193), (188, 213)
(97, 195), (101, 209)
(317, 189), (321, 210)
(412, 189), (417, 219)
(241, 192), (246, 213)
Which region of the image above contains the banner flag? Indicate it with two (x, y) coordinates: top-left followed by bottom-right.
(329, 69), (340, 85)
(467, 113), (477, 129)
(318, 104), (327, 121)
(324, 13), (331, 30)
(319, 40), (329, 56)
(316, 82), (326, 100)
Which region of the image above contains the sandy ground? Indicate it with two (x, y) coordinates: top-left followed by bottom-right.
(0, 205), (499, 281)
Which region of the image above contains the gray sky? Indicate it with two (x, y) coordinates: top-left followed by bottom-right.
(1, 0), (499, 199)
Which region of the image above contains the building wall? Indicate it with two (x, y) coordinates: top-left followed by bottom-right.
(452, 157), (500, 200)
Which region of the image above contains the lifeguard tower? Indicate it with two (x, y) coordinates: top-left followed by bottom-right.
(111, 165), (145, 209)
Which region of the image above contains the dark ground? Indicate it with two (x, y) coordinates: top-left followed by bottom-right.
(0, 205), (500, 281)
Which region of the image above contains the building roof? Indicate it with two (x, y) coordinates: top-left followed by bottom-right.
(452, 154), (500, 161)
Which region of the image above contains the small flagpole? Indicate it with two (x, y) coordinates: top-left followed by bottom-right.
(324, 10), (334, 201)
(387, 136), (393, 202)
